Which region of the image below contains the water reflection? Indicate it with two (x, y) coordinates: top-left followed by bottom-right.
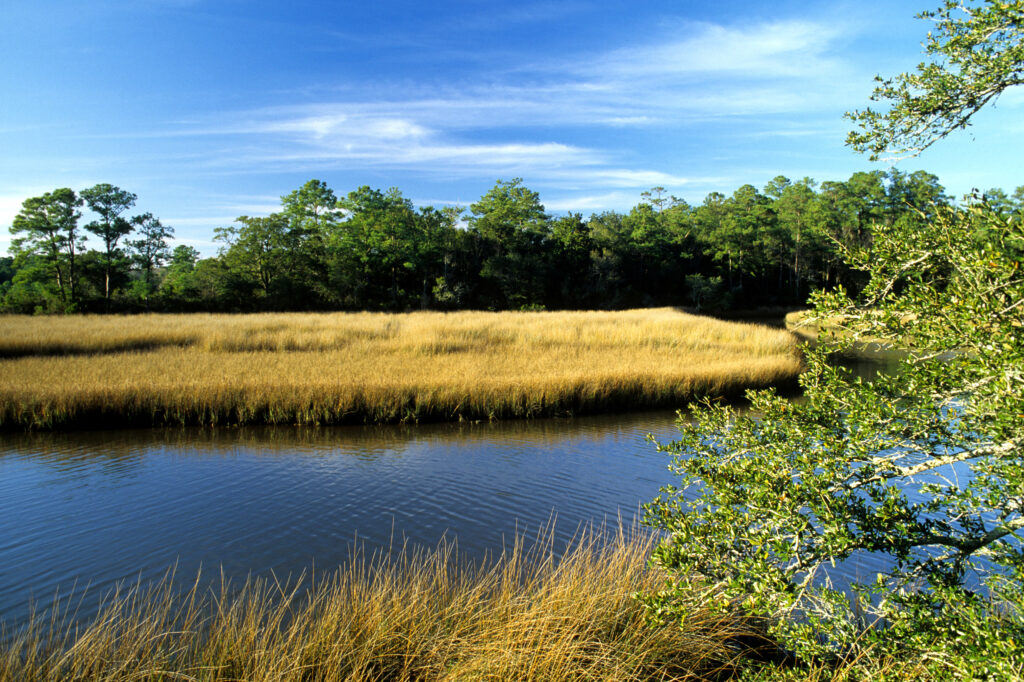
(0, 412), (681, 627)
(0, 355), (906, 630)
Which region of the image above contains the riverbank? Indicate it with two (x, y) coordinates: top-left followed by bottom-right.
(0, 526), (924, 682)
(0, 309), (802, 430)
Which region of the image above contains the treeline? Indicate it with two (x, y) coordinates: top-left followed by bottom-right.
(4, 172), (1022, 314)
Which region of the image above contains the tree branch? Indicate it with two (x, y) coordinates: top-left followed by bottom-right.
(845, 438), (1021, 491)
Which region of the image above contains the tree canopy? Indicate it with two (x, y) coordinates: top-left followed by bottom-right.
(643, 204), (1024, 674)
(645, 1), (1024, 676)
(847, 0), (1024, 160)
(6, 171), (1022, 314)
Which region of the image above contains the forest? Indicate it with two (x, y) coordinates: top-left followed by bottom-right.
(4, 170), (1022, 314)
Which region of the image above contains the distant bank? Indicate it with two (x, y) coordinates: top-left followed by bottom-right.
(0, 308), (802, 430)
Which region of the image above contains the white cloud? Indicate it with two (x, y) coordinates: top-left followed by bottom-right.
(30, 15), (861, 218)
(410, 198), (472, 208)
(260, 113), (431, 142)
(543, 191), (642, 212)
(0, 195), (27, 231)
(163, 215), (244, 227)
(152, 17), (855, 150)
(529, 168), (696, 192)
(196, 133), (602, 177)
(595, 20), (843, 80)
(395, 142), (596, 168)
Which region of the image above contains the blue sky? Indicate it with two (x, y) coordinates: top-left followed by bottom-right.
(2, 0), (1022, 255)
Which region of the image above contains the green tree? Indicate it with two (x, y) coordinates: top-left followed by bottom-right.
(128, 213), (173, 305)
(984, 186), (1015, 215)
(280, 179), (339, 302)
(281, 179), (341, 236)
(639, 185), (683, 212)
(468, 179), (549, 309)
(847, 0), (1024, 160)
(767, 176), (827, 298)
(645, 1), (1024, 675)
(586, 211), (631, 308)
(418, 205), (465, 309)
(81, 183), (137, 304)
(621, 199), (691, 306)
(643, 205), (1024, 675)
(817, 172), (889, 292)
(159, 244), (200, 306)
(1, 256), (68, 313)
(334, 186), (423, 310)
(708, 184), (777, 290)
(549, 212), (594, 307)
(0, 257), (13, 290)
(186, 257), (233, 310)
(214, 213), (297, 308)
(8, 188), (84, 310)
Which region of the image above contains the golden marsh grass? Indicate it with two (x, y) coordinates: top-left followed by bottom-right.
(0, 527), (756, 682)
(0, 308), (802, 429)
(0, 524), (931, 682)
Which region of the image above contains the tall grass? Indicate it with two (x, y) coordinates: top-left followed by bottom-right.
(0, 527), (759, 682)
(0, 308), (802, 429)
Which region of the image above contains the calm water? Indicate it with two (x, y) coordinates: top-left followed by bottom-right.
(1, 354), (904, 630)
(0, 411), (684, 626)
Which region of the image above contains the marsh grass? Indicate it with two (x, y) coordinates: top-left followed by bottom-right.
(0, 530), (944, 682)
(0, 308), (802, 429)
(0, 527), (760, 682)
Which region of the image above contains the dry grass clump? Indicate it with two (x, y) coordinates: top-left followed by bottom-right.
(0, 308), (802, 429)
(0, 528), (756, 682)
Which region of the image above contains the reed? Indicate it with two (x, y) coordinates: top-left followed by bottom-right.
(0, 525), (935, 682)
(0, 308), (803, 429)
(0, 527), (759, 682)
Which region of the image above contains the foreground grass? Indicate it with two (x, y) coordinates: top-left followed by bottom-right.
(0, 528), (761, 682)
(0, 527), (938, 682)
(0, 308), (802, 429)
(0, 522), (952, 682)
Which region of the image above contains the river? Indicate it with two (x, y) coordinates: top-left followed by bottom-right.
(0, 410), (686, 627)
(0, 356), (903, 630)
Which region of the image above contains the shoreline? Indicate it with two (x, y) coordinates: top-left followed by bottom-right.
(0, 308), (803, 431)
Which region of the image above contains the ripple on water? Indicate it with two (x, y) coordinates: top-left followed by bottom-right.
(0, 412), (681, 626)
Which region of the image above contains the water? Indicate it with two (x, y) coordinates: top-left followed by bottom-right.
(0, 411), (684, 626)
(0, 351), (909, 630)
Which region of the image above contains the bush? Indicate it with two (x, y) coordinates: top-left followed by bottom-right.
(642, 203), (1024, 678)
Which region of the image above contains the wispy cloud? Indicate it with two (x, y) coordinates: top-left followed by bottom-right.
(0, 195), (27, 229)
(163, 215), (241, 227)
(197, 140), (601, 177)
(4, 14), (860, 244)
(540, 168), (701, 189)
(543, 190), (647, 213)
(588, 20), (844, 80)
(138, 16), (854, 172)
